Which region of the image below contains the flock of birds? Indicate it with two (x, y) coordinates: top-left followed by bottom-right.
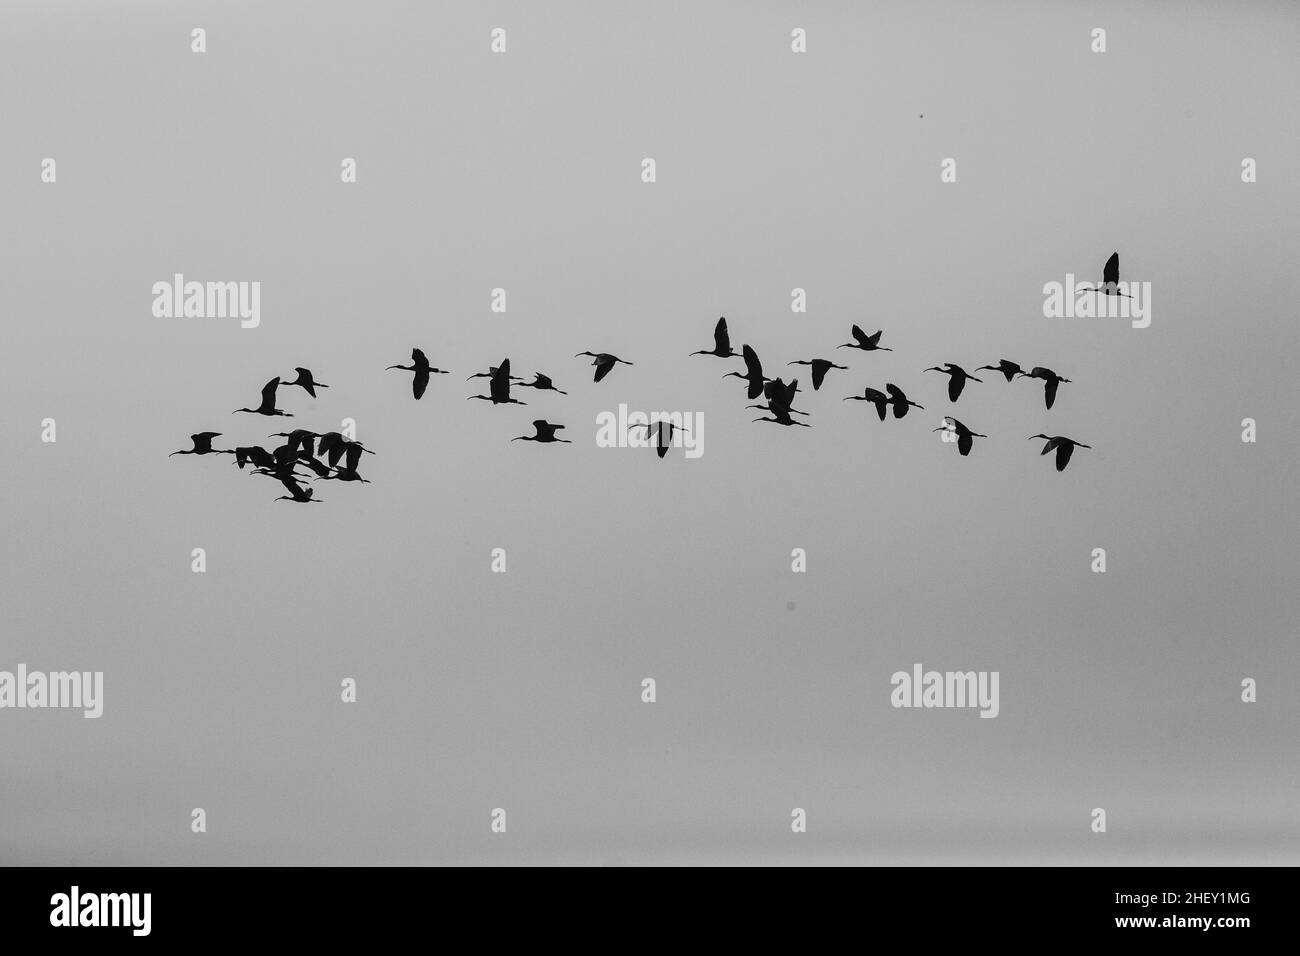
(688, 317), (1090, 469)
(171, 253), (1128, 500)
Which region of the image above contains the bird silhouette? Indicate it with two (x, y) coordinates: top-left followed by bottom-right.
(923, 364), (982, 402)
(312, 442), (372, 481)
(628, 420), (688, 458)
(753, 406), (810, 428)
(788, 358), (848, 390)
(468, 359), (527, 404)
(387, 348), (449, 400)
(169, 432), (231, 456)
(1019, 366), (1071, 410)
(232, 445), (276, 470)
(576, 351), (634, 383)
(751, 377), (806, 416)
(283, 367), (329, 398)
(1076, 252), (1132, 299)
(722, 344), (770, 400)
(273, 475), (321, 503)
(233, 378), (293, 417)
(1029, 434), (1091, 471)
(934, 417), (987, 456)
(513, 420), (570, 444)
(313, 433), (375, 467)
(837, 325), (892, 352)
(885, 383), (924, 419)
(844, 387), (892, 421)
(267, 429), (319, 458)
(976, 359), (1024, 383)
(515, 372), (567, 395)
(467, 365), (524, 381)
(690, 317), (740, 358)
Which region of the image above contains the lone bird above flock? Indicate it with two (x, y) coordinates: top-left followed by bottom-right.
(690, 317), (740, 358)
(934, 417), (987, 457)
(788, 358), (848, 390)
(233, 378), (293, 417)
(837, 325), (892, 352)
(282, 367), (329, 398)
(576, 351), (634, 383)
(513, 420), (570, 444)
(1076, 252), (1132, 299)
(515, 372), (567, 395)
(976, 359), (1024, 383)
(387, 348), (449, 400)
(1029, 434), (1091, 472)
(722, 344), (770, 400)
(170, 432), (230, 456)
(924, 363), (982, 402)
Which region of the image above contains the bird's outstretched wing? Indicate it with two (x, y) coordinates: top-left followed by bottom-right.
(742, 344), (762, 380)
(714, 317), (730, 353)
(1103, 252), (1120, 285)
(851, 325), (869, 346)
(259, 378), (280, 411)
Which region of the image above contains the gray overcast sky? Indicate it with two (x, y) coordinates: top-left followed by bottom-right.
(1, 0), (1297, 864)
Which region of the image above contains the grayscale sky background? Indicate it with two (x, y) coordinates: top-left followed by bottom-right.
(2, 0), (1297, 865)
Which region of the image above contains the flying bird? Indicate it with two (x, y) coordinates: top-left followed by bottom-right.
(753, 406), (810, 428)
(1076, 252), (1132, 298)
(976, 359), (1024, 383)
(933, 417), (987, 457)
(923, 364), (982, 402)
(468, 359), (527, 405)
(273, 475), (320, 503)
(885, 383), (924, 419)
(232, 445), (276, 470)
(787, 358), (847, 390)
(467, 365), (524, 381)
(1029, 434), (1091, 472)
(690, 317), (740, 358)
(515, 372), (567, 395)
(844, 387), (892, 421)
(282, 367), (329, 398)
(722, 344), (770, 400)
(233, 378), (293, 417)
(169, 432), (230, 456)
(576, 351), (634, 383)
(628, 420), (687, 458)
(513, 420), (570, 444)
(267, 429), (319, 458)
(837, 326), (892, 352)
(1020, 366), (1071, 410)
(387, 348), (449, 400)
